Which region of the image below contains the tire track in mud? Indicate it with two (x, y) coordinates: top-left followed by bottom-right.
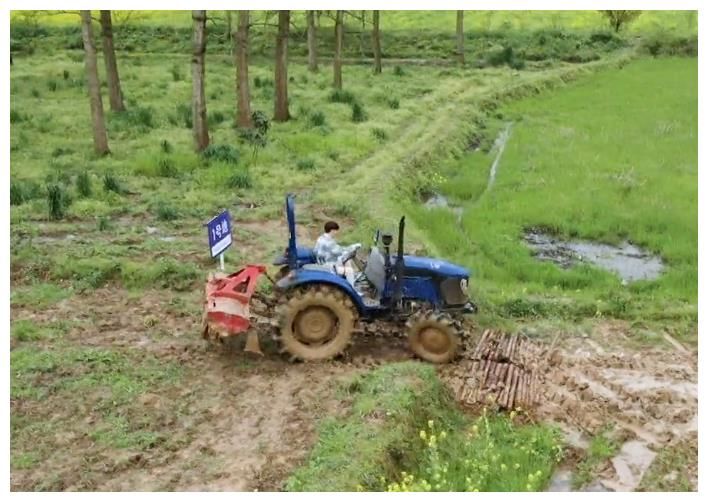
(533, 336), (696, 491)
(435, 325), (697, 491)
(12, 286), (697, 491)
(11, 288), (417, 491)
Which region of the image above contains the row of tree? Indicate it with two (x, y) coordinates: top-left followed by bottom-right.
(78, 10), (469, 155)
(78, 10), (639, 155)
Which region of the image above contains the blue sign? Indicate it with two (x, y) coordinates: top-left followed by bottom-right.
(207, 210), (232, 258)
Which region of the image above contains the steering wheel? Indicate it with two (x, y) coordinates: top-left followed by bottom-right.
(340, 244), (361, 265)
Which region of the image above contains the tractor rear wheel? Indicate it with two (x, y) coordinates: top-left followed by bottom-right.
(406, 310), (461, 364)
(278, 285), (356, 361)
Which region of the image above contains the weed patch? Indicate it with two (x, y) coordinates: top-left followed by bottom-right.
(201, 144), (240, 165)
(46, 184), (71, 220)
(103, 173), (126, 194)
(75, 171), (92, 197)
(351, 102), (368, 123)
(295, 158), (315, 171)
(329, 89), (357, 105)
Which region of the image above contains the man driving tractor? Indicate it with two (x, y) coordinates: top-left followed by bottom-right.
(313, 221), (361, 286)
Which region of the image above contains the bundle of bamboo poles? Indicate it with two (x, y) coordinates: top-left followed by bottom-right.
(453, 329), (540, 409)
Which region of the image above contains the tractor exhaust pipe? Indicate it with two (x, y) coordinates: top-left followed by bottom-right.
(392, 216), (405, 306)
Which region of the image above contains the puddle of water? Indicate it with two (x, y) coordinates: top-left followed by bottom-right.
(487, 122), (513, 191)
(546, 470), (613, 492)
(524, 231), (664, 282)
(605, 440), (656, 492)
(547, 469), (573, 491)
(548, 440), (655, 492)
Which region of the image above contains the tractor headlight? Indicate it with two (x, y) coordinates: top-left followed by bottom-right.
(460, 279), (468, 295)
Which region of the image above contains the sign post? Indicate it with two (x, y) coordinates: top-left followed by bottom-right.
(206, 210), (232, 270)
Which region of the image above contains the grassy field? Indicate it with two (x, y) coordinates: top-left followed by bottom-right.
(408, 57), (697, 338)
(11, 50), (597, 295)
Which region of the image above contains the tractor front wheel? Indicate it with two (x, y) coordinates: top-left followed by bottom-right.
(406, 310), (461, 364)
(278, 285), (356, 361)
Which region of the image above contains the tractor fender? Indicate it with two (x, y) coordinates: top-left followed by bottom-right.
(275, 269), (367, 314)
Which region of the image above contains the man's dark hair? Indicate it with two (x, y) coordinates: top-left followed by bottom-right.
(324, 221), (340, 233)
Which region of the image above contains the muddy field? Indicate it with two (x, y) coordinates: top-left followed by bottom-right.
(10, 275), (697, 491)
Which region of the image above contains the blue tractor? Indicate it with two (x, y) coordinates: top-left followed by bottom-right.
(270, 194), (476, 363)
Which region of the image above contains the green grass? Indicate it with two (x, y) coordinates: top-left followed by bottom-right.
(386, 409), (563, 492)
(411, 57), (697, 327)
(286, 362), (460, 492)
(572, 427), (619, 489)
(11, 345), (183, 472)
(11, 319), (69, 342)
(638, 441), (695, 492)
(286, 362), (562, 492)
(11, 283), (73, 308)
(9, 50), (529, 300)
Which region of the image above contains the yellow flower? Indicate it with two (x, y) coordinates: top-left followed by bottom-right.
(510, 411), (517, 420)
(501, 463), (507, 471)
(428, 420), (434, 429)
(420, 430), (427, 440)
(440, 431), (447, 439)
(526, 483), (532, 491)
(514, 463), (521, 470)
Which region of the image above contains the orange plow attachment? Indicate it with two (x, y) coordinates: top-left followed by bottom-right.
(202, 264), (268, 355)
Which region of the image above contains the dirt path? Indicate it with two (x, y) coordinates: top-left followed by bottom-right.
(10, 287), (413, 491)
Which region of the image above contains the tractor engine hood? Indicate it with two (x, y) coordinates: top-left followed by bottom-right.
(395, 255), (470, 278)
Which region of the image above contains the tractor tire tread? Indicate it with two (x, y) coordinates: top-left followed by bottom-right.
(278, 284), (355, 361)
(406, 309), (461, 364)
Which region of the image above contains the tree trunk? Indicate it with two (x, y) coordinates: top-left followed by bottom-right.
(234, 11), (252, 128)
(372, 10), (382, 74)
(333, 11), (343, 89)
(456, 10), (465, 66)
(80, 10), (109, 155)
(274, 10), (290, 122)
(307, 10), (318, 72)
(99, 11), (125, 112)
(191, 10), (209, 151)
